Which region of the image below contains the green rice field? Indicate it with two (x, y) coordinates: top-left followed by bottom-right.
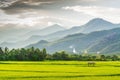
(0, 61), (120, 80)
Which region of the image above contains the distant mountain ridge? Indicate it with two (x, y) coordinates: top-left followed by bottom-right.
(26, 28), (120, 54)
(31, 18), (118, 43)
(88, 30), (120, 53)
(0, 24), (32, 43)
(25, 24), (65, 37)
(0, 24), (66, 48)
(40, 18), (120, 40)
(81, 18), (119, 33)
(1, 18), (120, 50)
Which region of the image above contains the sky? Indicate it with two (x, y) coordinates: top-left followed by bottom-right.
(0, 0), (120, 29)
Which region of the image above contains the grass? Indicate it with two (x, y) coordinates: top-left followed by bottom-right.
(0, 61), (119, 80)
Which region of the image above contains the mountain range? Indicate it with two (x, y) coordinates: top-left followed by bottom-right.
(0, 24), (65, 48)
(0, 24), (33, 43)
(1, 18), (120, 53)
(26, 28), (120, 54)
(24, 24), (65, 37)
(22, 18), (120, 45)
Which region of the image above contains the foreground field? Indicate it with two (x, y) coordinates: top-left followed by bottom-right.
(0, 61), (120, 80)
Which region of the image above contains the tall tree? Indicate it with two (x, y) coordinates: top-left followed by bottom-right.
(4, 47), (9, 54)
(0, 47), (4, 54)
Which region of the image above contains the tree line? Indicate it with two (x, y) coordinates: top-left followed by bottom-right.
(0, 47), (119, 61)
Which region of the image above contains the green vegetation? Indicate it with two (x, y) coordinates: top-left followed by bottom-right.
(0, 47), (120, 61)
(0, 61), (119, 80)
(0, 47), (47, 61)
(0, 47), (119, 80)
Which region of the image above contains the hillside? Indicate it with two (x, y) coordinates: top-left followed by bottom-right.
(26, 28), (120, 54)
(1, 18), (120, 49)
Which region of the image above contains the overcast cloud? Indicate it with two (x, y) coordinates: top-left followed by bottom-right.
(0, 0), (120, 29)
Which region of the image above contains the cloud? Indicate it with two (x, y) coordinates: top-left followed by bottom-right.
(63, 6), (120, 23)
(0, 0), (19, 8)
(33, 16), (80, 28)
(0, 0), (57, 14)
(0, 0), (120, 28)
(0, 0), (104, 14)
(1, 0), (120, 15)
(0, 0), (54, 8)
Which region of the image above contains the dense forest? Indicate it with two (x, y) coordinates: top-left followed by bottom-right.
(0, 47), (119, 61)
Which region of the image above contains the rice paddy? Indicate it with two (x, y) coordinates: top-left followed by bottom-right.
(0, 61), (119, 80)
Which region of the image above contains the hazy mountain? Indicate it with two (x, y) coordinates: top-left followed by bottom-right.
(88, 29), (120, 53)
(26, 28), (120, 54)
(59, 18), (120, 34)
(0, 24), (32, 43)
(40, 18), (120, 40)
(1, 18), (120, 49)
(80, 18), (120, 33)
(0, 24), (65, 48)
(27, 40), (49, 49)
(26, 18), (120, 44)
(17, 24), (66, 44)
(0, 42), (15, 48)
(0, 24), (65, 43)
(25, 24), (65, 37)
